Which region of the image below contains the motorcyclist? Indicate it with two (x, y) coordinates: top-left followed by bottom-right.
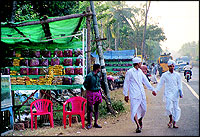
(183, 62), (192, 79)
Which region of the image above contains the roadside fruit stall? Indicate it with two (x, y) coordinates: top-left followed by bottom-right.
(1, 15), (88, 134)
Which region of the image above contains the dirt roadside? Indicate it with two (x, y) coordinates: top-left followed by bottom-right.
(5, 81), (161, 136)
(5, 87), (133, 136)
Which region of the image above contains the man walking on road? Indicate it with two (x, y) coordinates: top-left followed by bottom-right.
(151, 63), (158, 84)
(152, 60), (183, 128)
(83, 64), (103, 129)
(123, 57), (156, 133)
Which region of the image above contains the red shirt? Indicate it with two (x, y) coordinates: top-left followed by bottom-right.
(140, 65), (148, 75)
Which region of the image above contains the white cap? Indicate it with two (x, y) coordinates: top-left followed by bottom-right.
(167, 60), (176, 66)
(132, 57), (142, 64)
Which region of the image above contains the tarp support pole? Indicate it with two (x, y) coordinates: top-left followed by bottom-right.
(40, 16), (53, 43)
(70, 11), (85, 42)
(2, 12), (93, 27)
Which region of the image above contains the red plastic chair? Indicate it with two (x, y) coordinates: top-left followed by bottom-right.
(30, 99), (54, 130)
(63, 96), (87, 129)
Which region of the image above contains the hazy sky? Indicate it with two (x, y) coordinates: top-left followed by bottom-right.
(126, 1), (199, 52)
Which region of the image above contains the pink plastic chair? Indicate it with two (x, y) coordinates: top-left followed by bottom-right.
(30, 99), (54, 130)
(63, 96), (87, 129)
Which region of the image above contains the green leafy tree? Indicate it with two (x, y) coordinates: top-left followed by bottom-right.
(178, 41), (199, 61)
(146, 40), (162, 62)
(92, 1), (166, 59)
(1, 1), (80, 22)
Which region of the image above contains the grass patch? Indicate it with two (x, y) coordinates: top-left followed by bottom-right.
(99, 98), (125, 118)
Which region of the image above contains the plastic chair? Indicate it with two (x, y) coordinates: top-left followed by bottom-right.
(63, 96), (87, 129)
(30, 99), (54, 130)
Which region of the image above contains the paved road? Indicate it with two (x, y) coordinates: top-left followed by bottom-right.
(177, 66), (199, 97)
(141, 67), (199, 136)
(142, 69), (199, 136)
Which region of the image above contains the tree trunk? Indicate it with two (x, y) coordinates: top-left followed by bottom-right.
(89, 1), (111, 102)
(117, 22), (120, 50)
(100, 12), (103, 46)
(109, 28), (111, 49)
(107, 26), (111, 49)
(10, 1), (17, 23)
(115, 38), (117, 51)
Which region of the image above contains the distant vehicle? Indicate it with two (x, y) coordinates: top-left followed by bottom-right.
(176, 60), (184, 64)
(176, 56), (190, 64)
(174, 64), (180, 71)
(178, 63), (187, 72)
(181, 56), (190, 63)
(157, 53), (173, 76)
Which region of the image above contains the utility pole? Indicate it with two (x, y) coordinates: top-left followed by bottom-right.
(86, 7), (91, 74)
(141, 1), (151, 61)
(89, 1), (111, 102)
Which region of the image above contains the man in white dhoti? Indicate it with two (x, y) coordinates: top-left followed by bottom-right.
(123, 57), (156, 133)
(152, 60), (183, 128)
(151, 63), (157, 84)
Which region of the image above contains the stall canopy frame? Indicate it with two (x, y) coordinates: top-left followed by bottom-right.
(1, 13), (86, 44)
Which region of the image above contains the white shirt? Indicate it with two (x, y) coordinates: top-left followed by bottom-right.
(152, 66), (157, 75)
(123, 67), (155, 100)
(155, 71), (182, 101)
(183, 65), (192, 70)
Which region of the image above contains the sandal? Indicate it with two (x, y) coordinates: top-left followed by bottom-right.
(136, 127), (142, 133)
(94, 123), (102, 128)
(173, 125), (179, 128)
(172, 121), (178, 128)
(167, 123), (172, 128)
(86, 124), (92, 129)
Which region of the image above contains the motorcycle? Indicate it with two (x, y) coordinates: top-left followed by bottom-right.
(146, 73), (151, 82)
(185, 71), (191, 82)
(146, 69), (151, 82)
